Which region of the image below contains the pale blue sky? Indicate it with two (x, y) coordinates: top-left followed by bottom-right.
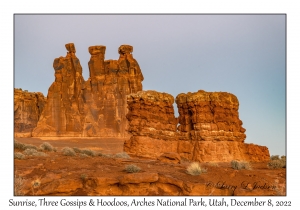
(14, 14), (286, 156)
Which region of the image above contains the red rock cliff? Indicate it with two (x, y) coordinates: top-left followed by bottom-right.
(14, 88), (46, 137)
(124, 90), (270, 162)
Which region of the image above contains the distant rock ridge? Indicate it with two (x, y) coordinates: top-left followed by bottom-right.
(124, 90), (270, 162)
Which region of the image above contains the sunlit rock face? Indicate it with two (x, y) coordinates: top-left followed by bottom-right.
(124, 90), (178, 158)
(125, 90), (269, 162)
(14, 88), (46, 137)
(32, 43), (143, 137)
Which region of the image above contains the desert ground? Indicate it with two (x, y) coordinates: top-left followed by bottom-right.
(14, 137), (286, 196)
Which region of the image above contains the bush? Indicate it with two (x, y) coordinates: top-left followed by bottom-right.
(62, 147), (76, 156)
(23, 148), (38, 156)
(268, 155), (286, 169)
(186, 162), (206, 176)
(80, 174), (87, 181)
(40, 142), (54, 151)
(14, 152), (25, 160)
(114, 152), (130, 159)
(270, 155), (280, 160)
(125, 164), (141, 173)
(73, 147), (82, 153)
(14, 140), (37, 151)
(14, 140), (25, 150)
(80, 149), (96, 157)
(231, 160), (251, 170)
(98, 153), (113, 158)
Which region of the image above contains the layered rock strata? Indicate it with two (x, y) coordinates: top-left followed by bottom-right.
(14, 88), (46, 137)
(124, 90), (270, 162)
(31, 43), (143, 137)
(124, 91), (178, 157)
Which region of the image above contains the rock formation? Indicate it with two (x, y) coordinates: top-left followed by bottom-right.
(31, 43), (143, 137)
(82, 45), (143, 137)
(14, 88), (46, 137)
(124, 90), (270, 162)
(124, 91), (178, 157)
(32, 43), (86, 136)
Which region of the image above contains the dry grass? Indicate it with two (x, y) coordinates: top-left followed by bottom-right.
(186, 162), (207, 176)
(40, 142), (54, 151)
(268, 155), (286, 169)
(125, 164), (141, 173)
(14, 152), (25, 160)
(62, 147), (76, 156)
(231, 160), (251, 170)
(114, 152), (130, 159)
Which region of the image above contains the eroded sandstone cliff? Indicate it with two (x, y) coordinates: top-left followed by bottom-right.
(31, 43), (143, 137)
(124, 90), (270, 162)
(14, 88), (46, 137)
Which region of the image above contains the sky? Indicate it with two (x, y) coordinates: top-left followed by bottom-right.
(14, 14), (286, 156)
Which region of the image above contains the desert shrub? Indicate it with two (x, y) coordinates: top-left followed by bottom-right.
(79, 153), (89, 158)
(125, 164), (141, 173)
(270, 155), (280, 160)
(14, 140), (37, 151)
(23, 148), (38, 156)
(73, 147), (82, 153)
(24, 144), (38, 150)
(80, 174), (87, 181)
(114, 152), (130, 159)
(231, 160), (251, 170)
(80, 149), (96, 157)
(23, 148), (47, 157)
(14, 152), (25, 160)
(268, 155), (286, 169)
(14, 140), (26, 150)
(62, 147), (76, 156)
(40, 142), (54, 151)
(98, 153), (113, 158)
(186, 162), (207, 176)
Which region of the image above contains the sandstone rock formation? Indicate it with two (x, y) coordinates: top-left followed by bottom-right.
(32, 43), (86, 136)
(124, 90), (270, 162)
(31, 43), (143, 137)
(82, 45), (143, 137)
(124, 91), (178, 157)
(14, 88), (46, 137)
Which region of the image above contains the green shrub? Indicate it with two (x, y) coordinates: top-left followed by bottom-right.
(125, 164), (141, 173)
(115, 152), (130, 159)
(231, 160), (251, 170)
(40, 142), (54, 151)
(62, 147), (76, 156)
(14, 152), (25, 160)
(186, 162), (207, 176)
